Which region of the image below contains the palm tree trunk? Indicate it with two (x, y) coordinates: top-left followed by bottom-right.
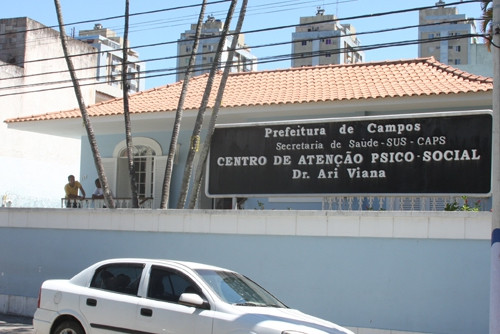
(53, 0), (115, 209)
(188, 0), (248, 209)
(122, 0), (139, 208)
(176, 0), (238, 209)
(160, 0), (208, 209)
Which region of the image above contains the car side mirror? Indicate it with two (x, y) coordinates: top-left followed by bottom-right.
(179, 293), (210, 310)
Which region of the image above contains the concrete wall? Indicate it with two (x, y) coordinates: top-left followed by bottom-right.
(0, 208), (492, 334)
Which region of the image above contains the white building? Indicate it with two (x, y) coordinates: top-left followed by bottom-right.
(76, 23), (145, 98)
(418, 1), (492, 77)
(291, 8), (364, 67)
(0, 18), (139, 207)
(5, 57), (492, 210)
(176, 15), (257, 82)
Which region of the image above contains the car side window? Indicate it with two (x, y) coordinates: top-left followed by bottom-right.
(90, 263), (144, 296)
(147, 266), (202, 303)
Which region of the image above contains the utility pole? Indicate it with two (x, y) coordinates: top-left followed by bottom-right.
(491, 1), (500, 333)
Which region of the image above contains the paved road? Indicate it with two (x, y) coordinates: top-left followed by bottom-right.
(0, 314), (33, 333)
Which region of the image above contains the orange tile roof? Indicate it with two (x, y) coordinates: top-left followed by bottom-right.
(5, 57), (493, 124)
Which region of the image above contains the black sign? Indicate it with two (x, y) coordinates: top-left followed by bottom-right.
(207, 111), (492, 196)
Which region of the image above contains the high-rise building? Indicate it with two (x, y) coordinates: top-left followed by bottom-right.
(176, 15), (257, 82)
(76, 24), (145, 99)
(419, 1), (492, 77)
(418, 1), (477, 66)
(291, 8), (364, 68)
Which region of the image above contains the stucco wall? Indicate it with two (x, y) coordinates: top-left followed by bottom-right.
(0, 208), (492, 334)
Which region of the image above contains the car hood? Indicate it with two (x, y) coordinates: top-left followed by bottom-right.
(229, 306), (353, 334)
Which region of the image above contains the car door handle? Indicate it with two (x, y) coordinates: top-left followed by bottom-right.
(140, 308), (153, 317)
(86, 298), (97, 307)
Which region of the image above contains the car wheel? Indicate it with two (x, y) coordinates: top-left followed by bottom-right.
(53, 320), (85, 334)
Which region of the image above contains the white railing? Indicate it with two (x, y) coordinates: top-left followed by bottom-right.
(321, 195), (490, 211)
(61, 198), (154, 209)
(60, 196), (490, 211)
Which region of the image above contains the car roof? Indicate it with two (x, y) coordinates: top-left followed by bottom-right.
(94, 258), (232, 272)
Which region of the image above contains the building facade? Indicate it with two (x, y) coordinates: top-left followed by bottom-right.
(5, 58), (493, 211)
(76, 24), (145, 99)
(0, 17), (140, 208)
(176, 15), (257, 82)
(291, 8), (364, 68)
(418, 1), (481, 66)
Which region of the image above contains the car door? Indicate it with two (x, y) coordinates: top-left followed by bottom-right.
(78, 263), (145, 334)
(135, 265), (214, 334)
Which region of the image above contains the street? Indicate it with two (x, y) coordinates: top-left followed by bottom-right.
(0, 314), (33, 333)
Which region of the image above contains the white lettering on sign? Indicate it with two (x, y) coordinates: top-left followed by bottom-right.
(217, 156), (268, 166)
(275, 141), (324, 150)
(371, 152), (415, 164)
(297, 152), (363, 166)
(347, 168), (387, 178)
(264, 126), (327, 138)
(367, 122), (421, 135)
(417, 136), (446, 146)
(422, 149), (480, 162)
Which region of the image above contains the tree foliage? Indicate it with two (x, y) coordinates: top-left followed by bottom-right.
(481, 0), (493, 50)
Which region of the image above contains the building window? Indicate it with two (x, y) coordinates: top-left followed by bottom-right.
(455, 46), (461, 52)
(454, 59), (461, 65)
(302, 40), (307, 46)
(325, 39), (332, 45)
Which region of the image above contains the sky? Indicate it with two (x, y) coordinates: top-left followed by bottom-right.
(2, 0), (485, 90)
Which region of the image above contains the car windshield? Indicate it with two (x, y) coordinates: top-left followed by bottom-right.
(195, 269), (287, 308)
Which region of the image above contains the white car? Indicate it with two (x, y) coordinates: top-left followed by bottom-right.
(34, 258), (353, 334)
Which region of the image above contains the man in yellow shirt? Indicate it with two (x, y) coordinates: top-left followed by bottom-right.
(64, 175), (86, 208)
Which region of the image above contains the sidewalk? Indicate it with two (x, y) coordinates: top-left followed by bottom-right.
(0, 313), (33, 333)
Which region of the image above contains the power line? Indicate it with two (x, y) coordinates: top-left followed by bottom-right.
(0, 17), (482, 91)
(0, 0), (485, 97)
(0, 0), (480, 62)
(0, 0), (232, 39)
(0, 0), (349, 65)
(0, 0), (341, 54)
(0, 32), (485, 98)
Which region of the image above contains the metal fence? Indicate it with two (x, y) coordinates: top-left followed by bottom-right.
(321, 195), (491, 211)
(61, 198), (154, 209)
(60, 196), (490, 211)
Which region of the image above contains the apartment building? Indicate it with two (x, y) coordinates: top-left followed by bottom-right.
(176, 15), (257, 82)
(76, 23), (145, 100)
(291, 7), (364, 67)
(419, 1), (477, 64)
(419, 1), (492, 77)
